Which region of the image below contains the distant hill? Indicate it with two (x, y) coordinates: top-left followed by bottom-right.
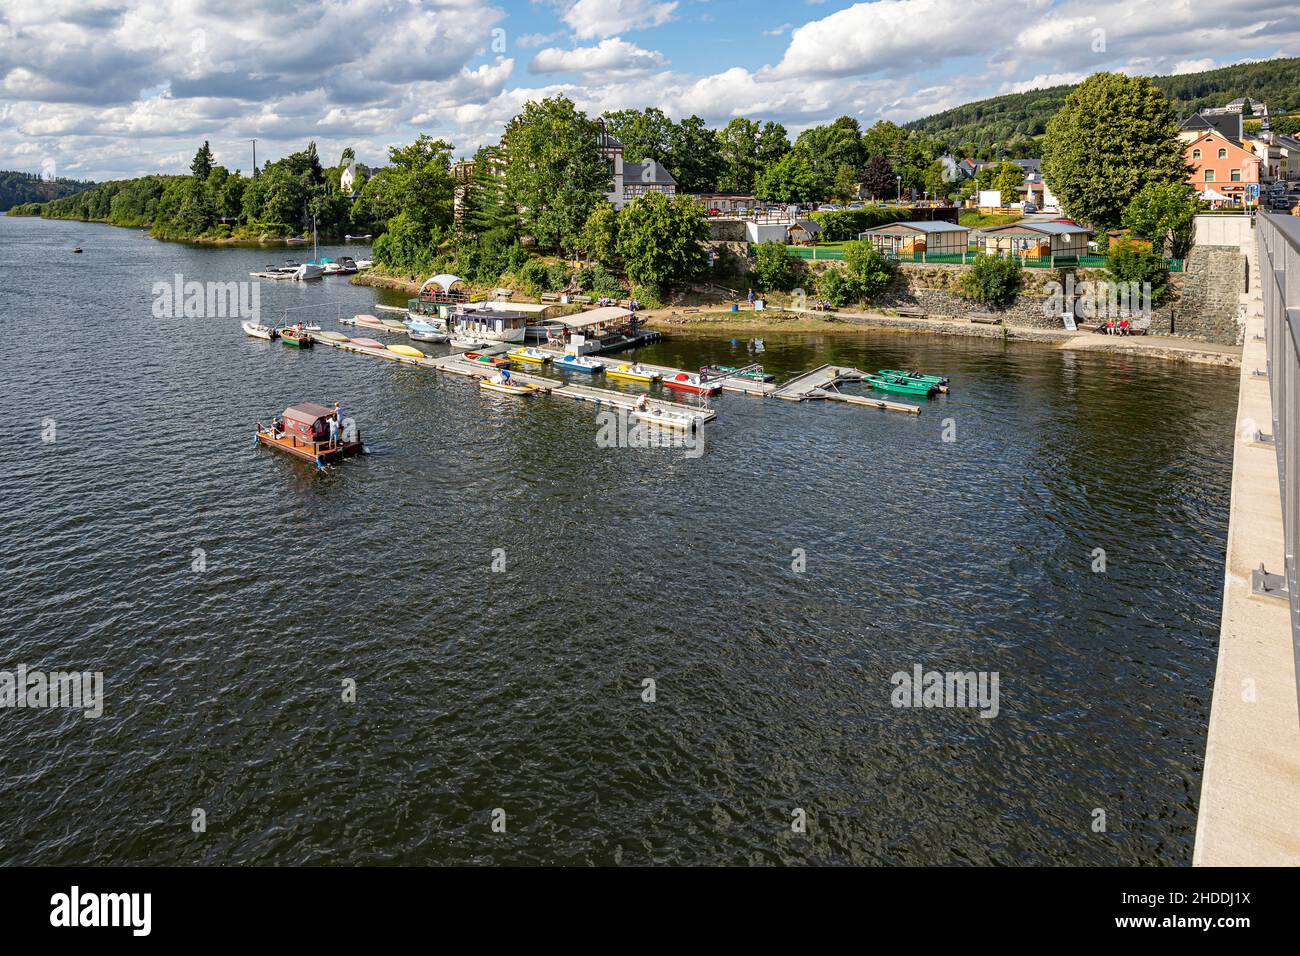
(0, 171), (96, 211)
(906, 56), (1300, 152)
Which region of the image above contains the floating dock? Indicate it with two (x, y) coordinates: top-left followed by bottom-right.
(772, 365), (921, 414)
(310, 336), (717, 425)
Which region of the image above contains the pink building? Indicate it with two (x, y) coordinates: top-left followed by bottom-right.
(1185, 131), (1261, 206)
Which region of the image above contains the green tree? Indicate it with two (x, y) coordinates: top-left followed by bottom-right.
(459, 145), (513, 239)
(716, 118), (762, 193)
(755, 152), (821, 204)
(668, 115), (723, 192)
(923, 160), (950, 200)
(603, 108), (674, 163)
(832, 164), (860, 203)
(794, 119), (864, 194)
(993, 162), (1024, 205)
(752, 240), (797, 292)
(1107, 239), (1170, 304)
(842, 240), (896, 299)
(1122, 181), (1199, 258)
(579, 201), (620, 265)
(615, 192), (709, 294)
(504, 96), (609, 253)
(1042, 72), (1190, 229)
(959, 254), (1023, 308)
(190, 141), (215, 181)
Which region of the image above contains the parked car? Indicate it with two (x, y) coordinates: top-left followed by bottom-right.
(1022, 202), (1038, 214)
(820, 203), (842, 212)
(847, 202), (865, 210)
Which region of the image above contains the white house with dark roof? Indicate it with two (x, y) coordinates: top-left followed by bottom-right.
(622, 158), (677, 205)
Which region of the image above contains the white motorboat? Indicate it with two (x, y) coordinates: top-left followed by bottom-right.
(354, 258), (373, 269)
(406, 319), (448, 342)
(449, 336), (486, 349)
(242, 320), (277, 340)
(294, 262), (325, 280)
(633, 407), (697, 431)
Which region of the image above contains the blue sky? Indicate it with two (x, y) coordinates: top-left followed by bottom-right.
(0, 0), (1294, 180)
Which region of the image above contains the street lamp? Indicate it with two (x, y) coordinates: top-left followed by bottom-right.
(896, 175), (901, 204)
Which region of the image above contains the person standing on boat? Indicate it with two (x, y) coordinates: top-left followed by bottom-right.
(635, 394), (649, 412)
(328, 413), (339, 448)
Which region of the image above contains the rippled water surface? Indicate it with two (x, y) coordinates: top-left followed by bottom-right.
(0, 216), (1237, 865)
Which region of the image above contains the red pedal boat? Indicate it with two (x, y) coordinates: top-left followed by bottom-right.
(662, 371), (721, 395)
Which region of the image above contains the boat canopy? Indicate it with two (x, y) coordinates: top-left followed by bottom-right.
(419, 274), (465, 293)
(283, 402), (334, 426)
(548, 305), (629, 329)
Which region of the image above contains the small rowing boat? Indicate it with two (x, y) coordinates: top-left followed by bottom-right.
(864, 374), (937, 397)
(242, 320), (278, 340)
(702, 364), (774, 382)
(479, 376), (544, 397)
(606, 363), (661, 384)
(388, 344), (425, 358)
(662, 372), (721, 395)
(280, 327), (313, 347)
(877, 369), (949, 388)
(554, 353), (604, 373)
(465, 352), (512, 368)
(632, 407), (696, 430)
(509, 347), (552, 365)
(350, 337), (386, 349)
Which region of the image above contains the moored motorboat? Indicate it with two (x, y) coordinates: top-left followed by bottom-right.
(450, 336), (487, 349)
(606, 363), (661, 384)
(280, 327), (313, 347)
(662, 371), (721, 395)
(408, 328), (449, 342)
(554, 353), (604, 374)
(387, 344), (425, 358)
(242, 320), (278, 340)
(632, 407), (697, 430)
(508, 346), (552, 365)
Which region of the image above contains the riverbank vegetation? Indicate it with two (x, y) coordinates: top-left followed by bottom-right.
(10, 141), (380, 242)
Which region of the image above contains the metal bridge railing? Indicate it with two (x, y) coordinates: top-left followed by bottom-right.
(1256, 212), (1300, 713)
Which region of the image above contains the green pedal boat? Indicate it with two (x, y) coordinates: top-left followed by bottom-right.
(864, 374), (938, 397)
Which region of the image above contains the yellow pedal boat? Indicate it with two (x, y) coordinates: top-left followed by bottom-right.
(508, 347), (551, 365)
(606, 363), (661, 384)
(387, 344), (425, 358)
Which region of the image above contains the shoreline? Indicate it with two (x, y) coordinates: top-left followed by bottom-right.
(639, 307), (1243, 367)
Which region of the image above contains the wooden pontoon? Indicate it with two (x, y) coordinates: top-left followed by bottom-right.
(255, 402), (363, 466)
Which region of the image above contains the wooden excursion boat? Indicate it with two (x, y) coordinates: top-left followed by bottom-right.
(606, 363), (661, 384)
(280, 327), (313, 347)
(255, 403), (362, 466)
(662, 371), (721, 395)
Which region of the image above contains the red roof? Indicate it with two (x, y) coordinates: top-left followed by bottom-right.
(282, 403), (334, 425)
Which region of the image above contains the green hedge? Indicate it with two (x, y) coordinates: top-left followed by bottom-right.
(810, 207), (912, 241)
